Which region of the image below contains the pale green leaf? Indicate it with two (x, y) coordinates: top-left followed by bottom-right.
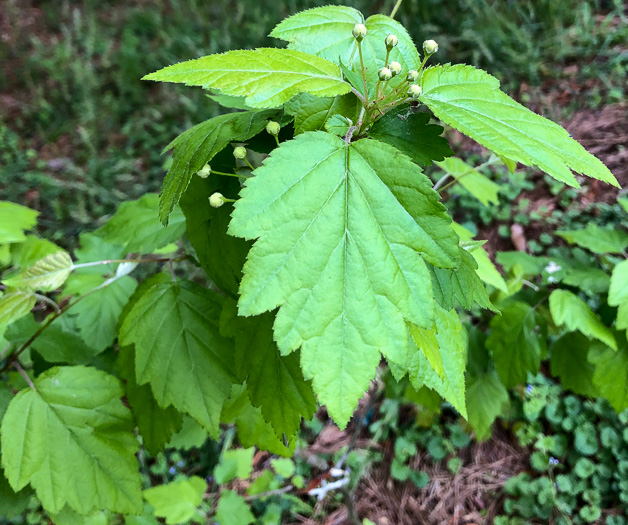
(435, 157), (499, 206)
(167, 416), (208, 450)
(609, 260), (628, 311)
(96, 194), (186, 254)
(420, 65), (618, 188)
(409, 323), (444, 380)
(496, 251), (549, 275)
(9, 235), (61, 269)
(143, 477), (206, 525)
(50, 507), (111, 525)
(0, 291), (36, 329)
(465, 370), (509, 440)
(549, 290), (616, 350)
(486, 301), (546, 388)
(369, 106), (453, 167)
(563, 267), (610, 295)
(619, 197), (628, 214)
(3, 251), (72, 292)
(271, 458), (295, 478)
(0, 202), (38, 243)
(144, 48), (351, 109)
(214, 448), (254, 485)
(590, 336), (628, 412)
(285, 93), (358, 135)
(0, 366), (142, 515)
(215, 490), (255, 525)
(616, 303), (628, 331)
(207, 92), (252, 110)
(73, 233), (125, 276)
(229, 131), (457, 426)
(550, 332), (598, 397)
(556, 224), (628, 254)
(159, 109), (276, 224)
(120, 280), (236, 438)
(324, 114), (353, 137)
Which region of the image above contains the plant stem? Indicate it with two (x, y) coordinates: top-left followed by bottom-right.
(390, 0), (403, 18)
(13, 361), (36, 391)
(72, 254), (187, 270)
(433, 173), (451, 191)
(357, 40), (369, 107)
(34, 293), (61, 313)
(211, 169), (249, 178)
(349, 86), (366, 105)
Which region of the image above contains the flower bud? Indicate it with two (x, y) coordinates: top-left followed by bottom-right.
(209, 192), (226, 208)
(233, 146), (247, 159)
(352, 23), (367, 41)
(197, 163), (211, 179)
(406, 70), (419, 82)
(266, 121), (281, 136)
(408, 84), (422, 99)
(378, 67), (392, 81)
(423, 39), (438, 55)
(388, 61), (401, 76)
(385, 34), (398, 50)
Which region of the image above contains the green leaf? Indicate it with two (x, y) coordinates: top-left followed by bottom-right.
(215, 490), (255, 525)
(229, 131), (457, 426)
(167, 416), (207, 450)
(73, 233), (125, 276)
(159, 109), (276, 224)
(120, 280), (236, 438)
(117, 347), (182, 456)
(435, 157), (499, 206)
(0, 201), (38, 243)
(1, 366), (142, 514)
(369, 107), (453, 166)
(496, 251), (549, 275)
(144, 48), (351, 109)
(285, 93), (358, 135)
(420, 65), (618, 188)
(0, 473), (30, 519)
(550, 333), (598, 397)
(214, 448), (254, 485)
(556, 224), (628, 254)
(271, 458), (295, 478)
(70, 276), (137, 352)
(143, 477), (206, 525)
(406, 306), (467, 418)
(466, 370), (509, 440)
(325, 114), (353, 137)
(590, 336), (628, 412)
(609, 260), (628, 322)
(563, 267), (610, 295)
(0, 291), (36, 329)
(3, 251), (72, 292)
(9, 235), (61, 269)
(486, 301), (546, 388)
(96, 194), (186, 254)
(549, 290), (616, 350)
(409, 323), (444, 380)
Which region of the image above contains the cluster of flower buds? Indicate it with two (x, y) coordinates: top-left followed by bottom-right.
(352, 23), (367, 41)
(378, 67), (392, 81)
(406, 70), (419, 82)
(209, 192), (226, 208)
(388, 61), (401, 77)
(197, 163), (211, 179)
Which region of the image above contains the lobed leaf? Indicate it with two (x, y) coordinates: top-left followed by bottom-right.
(3, 251), (72, 292)
(556, 224), (628, 255)
(590, 336), (628, 412)
(0, 291), (36, 330)
(0, 201), (38, 244)
(143, 477), (206, 525)
(466, 370), (509, 441)
(550, 332), (599, 397)
(285, 93), (358, 135)
(609, 260), (628, 330)
(434, 157), (499, 206)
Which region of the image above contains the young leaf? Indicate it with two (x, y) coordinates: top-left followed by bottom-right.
(0, 201), (38, 243)
(3, 251), (72, 292)
(550, 333), (598, 397)
(466, 370), (509, 441)
(214, 448), (254, 485)
(144, 48), (351, 109)
(167, 416), (208, 450)
(434, 157), (499, 206)
(9, 235), (61, 270)
(215, 490), (255, 525)
(159, 109), (276, 224)
(556, 224), (628, 254)
(590, 336), (628, 412)
(325, 114), (353, 137)
(609, 260), (628, 330)
(420, 65), (618, 188)
(369, 107), (453, 166)
(486, 301), (546, 388)
(229, 131), (458, 427)
(1, 366), (142, 515)
(0, 473), (30, 520)
(143, 477), (206, 525)
(284, 93), (358, 135)
(119, 280), (236, 438)
(0, 291), (36, 329)
(549, 290), (616, 350)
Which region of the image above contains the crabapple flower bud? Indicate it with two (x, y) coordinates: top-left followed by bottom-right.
(385, 34), (398, 49)
(406, 70), (419, 82)
(209, 192), (226, 208)
(197, 163), (211, 179)
(408, 84), (422, 99)
(233, 146), (247, 159)
(378, 67), (392, 81)
(266, 120), (281, 136)
(388, 61), (401, 76)
(423, 39), (438, 55)
(352, 23), (367, 41)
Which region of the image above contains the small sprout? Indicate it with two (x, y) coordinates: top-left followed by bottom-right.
(197, 163), (211, 179)
(233, 146), (247, 159)
(406, 70), (419, 82)
(423, 39), (439, 55)
(388, 61), (401, 77)
(408, 84), (422, 98)
(209, 192), (226, 208)
(385, 34), (398, 50)
(378, 67), (392, 81)
(266, 120), (281, 136)
(352, 23), (367, 41)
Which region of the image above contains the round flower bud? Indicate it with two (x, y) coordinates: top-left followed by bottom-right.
(209, 192), (226, 208)
(406, 70), (419, 82)
(385, 34), (398, 49)
(266, 120), (281, 136)
(423, 39), (438, 55)
(388, 61), (401, 76)
(352, 23), (367, 41)
(408, 84), (422, 99)
(378, 67), (392, 81)
(197, 163), (211, 179)
(233, 146), (247, 159)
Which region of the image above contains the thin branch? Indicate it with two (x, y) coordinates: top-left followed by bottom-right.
(433, 173), (451, 191)
(71, 254), (187, 270)
(13, 361), (35, 391)
(357, 40), (369, 107)
(390, 0), (403, 18)
(34, 293), (61, 313)
(349, 86), (366, 105)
